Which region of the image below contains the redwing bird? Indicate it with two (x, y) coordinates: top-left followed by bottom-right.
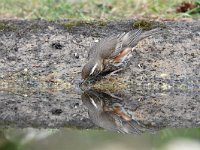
(81, 28), (164, 80)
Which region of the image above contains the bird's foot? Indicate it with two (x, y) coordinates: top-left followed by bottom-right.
(106, 68), (124, 77)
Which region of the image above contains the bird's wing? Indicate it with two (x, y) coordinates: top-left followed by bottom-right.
(112, 29), (143, 57)
(88, 34), (119, 59)
(88, 28), (164, 59)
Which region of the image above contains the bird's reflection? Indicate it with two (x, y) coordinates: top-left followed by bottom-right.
(81, 90), (147, 134)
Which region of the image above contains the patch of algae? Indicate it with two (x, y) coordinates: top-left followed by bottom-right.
(0, 69), (71, 96)
(133, 19), (166, 30)
(63, 20), (107, 29)
(93, 76), (127, 93)
(63, 20), (84, 29)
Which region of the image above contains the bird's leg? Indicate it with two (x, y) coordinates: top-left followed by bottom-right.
(106, 68), (124, 77)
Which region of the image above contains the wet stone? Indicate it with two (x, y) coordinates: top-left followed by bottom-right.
(0, 20), (199, 133)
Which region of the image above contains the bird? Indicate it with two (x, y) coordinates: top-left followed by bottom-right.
(81, 28), (164, 80)
(81, 90), (146, 134)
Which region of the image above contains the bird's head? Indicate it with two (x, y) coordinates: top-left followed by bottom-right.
(81, 59), (103, 80)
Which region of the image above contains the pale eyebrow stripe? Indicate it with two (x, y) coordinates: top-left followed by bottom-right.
(89, 97), (98, 108)
(90, 62), (98, 75)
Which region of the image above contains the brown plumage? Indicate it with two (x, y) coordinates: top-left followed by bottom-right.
(82, 28), (164, 80)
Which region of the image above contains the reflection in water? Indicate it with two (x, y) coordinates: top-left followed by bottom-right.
(82, 90), (149, 134)
(0, 69), (199, 135)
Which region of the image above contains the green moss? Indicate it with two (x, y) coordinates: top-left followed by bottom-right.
(133, 20), (153, 30)
(133, 19), (167, 30)
(63, 20), (107, 29)
(0, 22), (16, 31)
(63, 20), (84, 29)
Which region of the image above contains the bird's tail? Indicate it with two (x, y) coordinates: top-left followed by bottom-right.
(128, 28), (166, 47)
(139, 28), (165, 40)
(116, 28), (166, 53)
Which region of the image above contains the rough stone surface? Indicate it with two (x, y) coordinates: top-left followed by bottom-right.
(0, 19), (199, 131)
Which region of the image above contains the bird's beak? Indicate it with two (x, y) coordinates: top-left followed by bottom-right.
(80, 78), (90, 86)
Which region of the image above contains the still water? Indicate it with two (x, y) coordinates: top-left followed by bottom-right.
(0, 69), (200, 150)
(0, 88), (200, 150)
